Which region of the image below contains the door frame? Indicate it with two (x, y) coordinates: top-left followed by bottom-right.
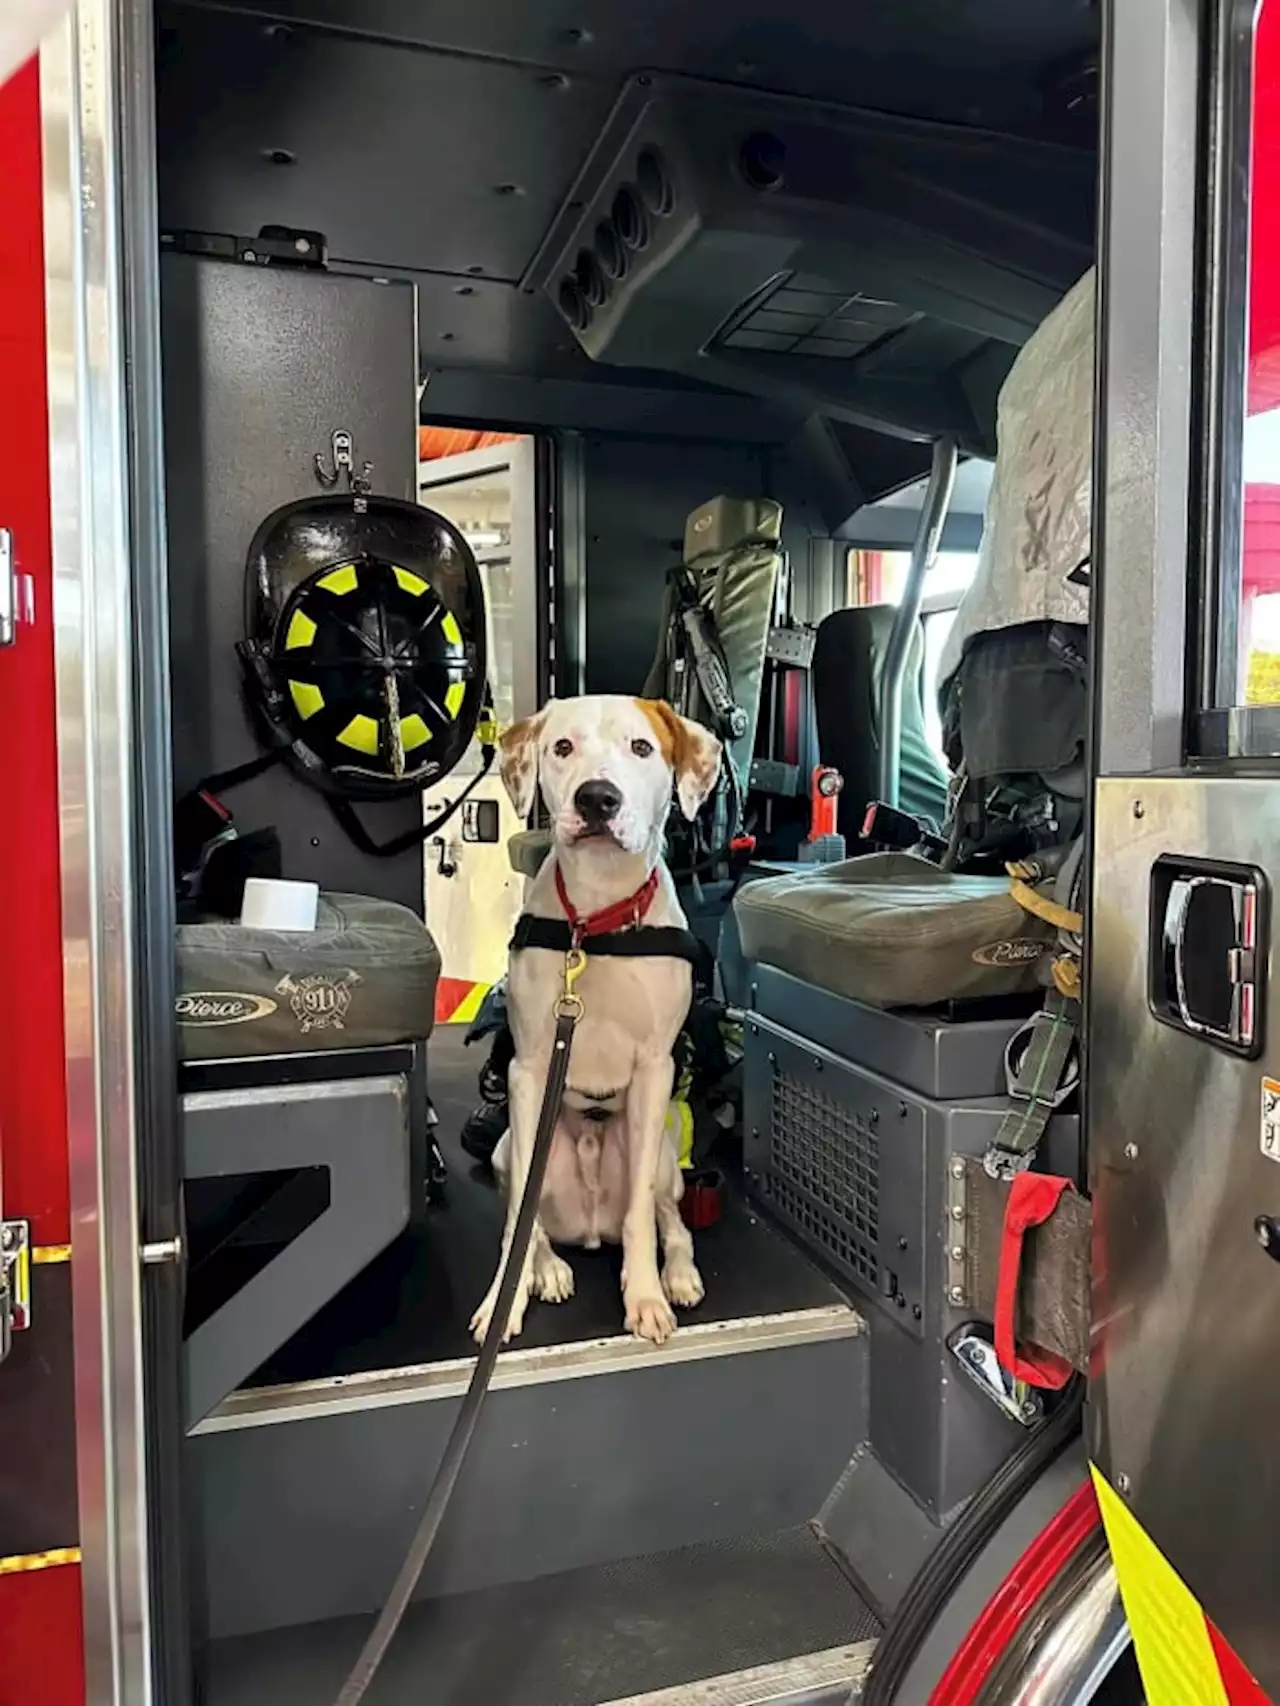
(35, 0), (1229, 1693)
(41, 0), (178, 1699)
(1090, 0), (1201, 781)
(1087, 0), (1277, 1688)
(418, 436), (544, 1004)
(418, 434), (544, 730)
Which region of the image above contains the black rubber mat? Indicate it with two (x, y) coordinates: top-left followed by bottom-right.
(248, 1030), (844, 1385)
(203, 1525), (880, 1706)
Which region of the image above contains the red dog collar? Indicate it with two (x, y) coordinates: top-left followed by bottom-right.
(554, 864), (660, 946)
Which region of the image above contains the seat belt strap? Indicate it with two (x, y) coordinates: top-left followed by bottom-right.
(326, 738), (496, 859)
(985, 987), (1080, 1179)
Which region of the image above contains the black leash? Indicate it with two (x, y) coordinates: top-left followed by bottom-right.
(332, 963), (584, 1706)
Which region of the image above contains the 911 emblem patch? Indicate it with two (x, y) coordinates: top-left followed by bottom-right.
(276, 969), (361, 1034)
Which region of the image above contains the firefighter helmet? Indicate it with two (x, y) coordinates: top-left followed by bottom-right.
(239, 492), (487, 802)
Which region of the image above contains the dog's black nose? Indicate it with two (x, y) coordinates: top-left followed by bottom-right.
(574, 779), (623, 822)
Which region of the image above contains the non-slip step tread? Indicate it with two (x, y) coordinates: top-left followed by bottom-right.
(597, 1645), (876, 1706)
(204, 1526), (882, 1706)
(250, 1030), (845, 1385)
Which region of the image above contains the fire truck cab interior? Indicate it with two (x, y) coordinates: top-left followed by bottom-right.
(30, 0), (1216, 1700)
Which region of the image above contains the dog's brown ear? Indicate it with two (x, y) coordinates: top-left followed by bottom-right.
(638, 700), (723, 821)
(498, 706), (549, 820)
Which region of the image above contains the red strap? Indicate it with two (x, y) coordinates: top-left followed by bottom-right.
(199, 789), (233, 823)
(554, 863), (660, 945)
(994, 1172), (1077, 1390)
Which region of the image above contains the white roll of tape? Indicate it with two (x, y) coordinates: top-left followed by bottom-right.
(239, 877), (320, 933)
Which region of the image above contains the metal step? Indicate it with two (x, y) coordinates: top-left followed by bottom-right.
(598, 1645), (875, 1705)
(191, 1303), (869, 1639)
(202, 1525), (880, 1705)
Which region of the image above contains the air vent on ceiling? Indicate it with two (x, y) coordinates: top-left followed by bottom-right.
(551, 146), (677, 334)
(715, 276), (913, 361)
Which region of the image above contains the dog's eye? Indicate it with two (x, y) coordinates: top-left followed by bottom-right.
(631, 738), (655, 758)
(553, 738), (574, 758)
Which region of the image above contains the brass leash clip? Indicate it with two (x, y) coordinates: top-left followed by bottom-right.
(555, 947), (587, 1021)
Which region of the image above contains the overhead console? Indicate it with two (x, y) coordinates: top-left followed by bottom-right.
(525, 75), (1095, 453)
(154, 1), (1096, 453)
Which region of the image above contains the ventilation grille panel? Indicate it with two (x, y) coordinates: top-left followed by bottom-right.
(765, 1069), (880, 1289)
(718, 276), (915, 360)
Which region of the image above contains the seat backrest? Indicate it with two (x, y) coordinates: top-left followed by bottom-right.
(643, 494), (783, 792)
(932, 271), (1094, 867)
(937, 269), (1093, 691)
(812, 604), (948, 837)
(941, 618), (1088, 864)
(508, 826), (551, 878)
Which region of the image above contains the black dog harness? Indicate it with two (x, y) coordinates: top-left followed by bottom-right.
(510, 912), (710, 980)
(509, 861), (713, 986)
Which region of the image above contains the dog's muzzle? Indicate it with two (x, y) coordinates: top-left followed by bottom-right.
(573, 779), (623, 831)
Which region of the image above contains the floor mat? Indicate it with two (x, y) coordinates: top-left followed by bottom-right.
(248, 1031), (844, 1384)
(204, 1525), (881, 1706)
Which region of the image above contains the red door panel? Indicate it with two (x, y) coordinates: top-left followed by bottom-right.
(0, 51), (83, 1706)
(0, 56), (69, 1246)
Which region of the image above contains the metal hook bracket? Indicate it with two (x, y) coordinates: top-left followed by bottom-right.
(315, 429), (374, 510)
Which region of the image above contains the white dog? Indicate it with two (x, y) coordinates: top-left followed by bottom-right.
(470, 695), (722, 1347)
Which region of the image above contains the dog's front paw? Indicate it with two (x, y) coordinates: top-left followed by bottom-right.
(470, 1280), (530, 1346)
(624, 1290), (677, 1345)
(662, 1258), (705, 1309)
(532, 1246), (575, 1304)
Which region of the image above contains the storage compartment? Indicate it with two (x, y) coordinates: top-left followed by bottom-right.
(180, 1048), (426, 1425)
(751, 963), (1032, 1100)
(742, 974), (1080, 1527)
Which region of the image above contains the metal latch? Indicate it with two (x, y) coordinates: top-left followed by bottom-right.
(0, 1220), (32, 1363)
(141, 1237), (183, 1266)
(0, 529), (16, 648)
(949, 1326), (1044, 1428)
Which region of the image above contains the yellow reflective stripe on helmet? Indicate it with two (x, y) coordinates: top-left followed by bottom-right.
(285, 609), (317, 650)
(317, 564), (359, 596)
(336, 714), (380, 754)
(289, 680), (324, 719)
(393, 566), (429, 597)
(441, 611), (462, 646)
(444, 680), (465, 719)
(401, 713), (432, 751)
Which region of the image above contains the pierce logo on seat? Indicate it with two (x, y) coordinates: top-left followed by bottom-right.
(971, 938), (1047, 968)
(176, 991), (278, 1025)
